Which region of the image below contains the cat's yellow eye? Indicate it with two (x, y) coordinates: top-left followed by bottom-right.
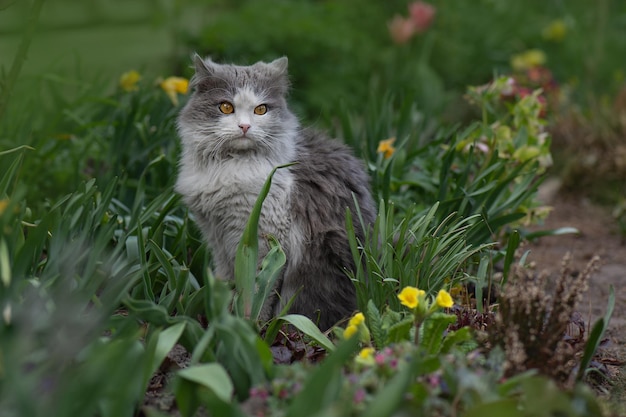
(219, 102), (234, 114)
(254, 104), (267, 115)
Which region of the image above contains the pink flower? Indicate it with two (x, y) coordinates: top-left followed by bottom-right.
(408, 1), (436, 33)
(388, 15), (416, 44)
(353, 388), (366, 404)
(388, 2), (436, 44)
(249, 387), (268, 400)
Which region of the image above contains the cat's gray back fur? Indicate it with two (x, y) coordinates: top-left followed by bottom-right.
(175, 55), (375, 329)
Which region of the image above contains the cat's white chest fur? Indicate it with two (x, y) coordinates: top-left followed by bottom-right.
(176, 155), (301, 280)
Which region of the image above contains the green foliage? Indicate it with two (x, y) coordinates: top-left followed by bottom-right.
(577, 285), (615, 382)
(348, 199), (489, 313)
(345, 78), (552, 316)
(1, 2), (619, 414)
(187, 0), (392, 119)
(185, 0), (626, 121)
(0, 150), (146, 417)
(2, 62), (606, 416)
(244, 343), (604, 417)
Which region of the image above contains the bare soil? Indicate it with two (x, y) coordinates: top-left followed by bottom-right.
(528, 180), (626, 404)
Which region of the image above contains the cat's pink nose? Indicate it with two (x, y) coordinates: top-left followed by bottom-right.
(239, 124), (251, 134)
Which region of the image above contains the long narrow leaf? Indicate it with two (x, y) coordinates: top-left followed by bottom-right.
(250, 236), (286, 321)
(234, 163), (295, 317)
(576, 285), (615, 381)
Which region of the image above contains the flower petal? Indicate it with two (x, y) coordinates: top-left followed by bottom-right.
(398, 286), (420, 309)
(435, 289), (454, 308)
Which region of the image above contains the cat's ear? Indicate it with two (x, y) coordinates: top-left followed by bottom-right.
(190, 54), (217, 90)
(192, 54), (215, 77)
(267, 57), (288, 76)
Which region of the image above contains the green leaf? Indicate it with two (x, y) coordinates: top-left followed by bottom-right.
(234, 163), (295, 317)
(502, 229), (520, 285)
(524, 227), (580, 240)
(464, 399), (524, 417)
(175, 363), (242, 417)
(0, 237), (10, 287)
(250, 236), (286, 321)
(177, 363), (233, 403)
(439, 326), (473, 354)
(473, 255), (490, 313)
(367, 299), (385, 349)
(0, 147), (32, 197)
(497, 369), (538, 397)
(577, 285), (615, 381)
(386, 318), (414, 344)
(276, 314), (335, 352)
(419, 313), (457, 355)
(362, 357), (417, 417)
(286, 336), (359, 417)
(213, 317), (272, 397)
(123, 297), (171, 326)
(146, 322), (186, 386)
(263, 289), (302, 345)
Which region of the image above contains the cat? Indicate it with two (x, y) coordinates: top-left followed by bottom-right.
(175, 55), (376, 330)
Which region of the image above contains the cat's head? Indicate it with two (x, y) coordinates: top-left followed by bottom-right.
(178, 55), (299, 163)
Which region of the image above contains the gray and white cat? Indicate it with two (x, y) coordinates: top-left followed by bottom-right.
(175, 55), (376, 330)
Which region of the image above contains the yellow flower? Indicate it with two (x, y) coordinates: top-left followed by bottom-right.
(435, 289), (454, 308)
(346, 311), (370, 342)
(355, 347), (376, 365)
(398, 286), (424, 309)
(349, 312), (365, 327)
(344, 324), (359, 339)
(0, 199), (8, 215)
(119, 70), (141, 92)
(160, 76), (190, 105)
(510, 49), (546, 72)
(358, 347), (375, 360)
(377, 137), (396, 159)
(542, 19), (567, 42)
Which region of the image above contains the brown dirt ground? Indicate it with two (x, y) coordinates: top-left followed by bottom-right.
(528, 179), (626, 405)
(530, 181), (625, 344)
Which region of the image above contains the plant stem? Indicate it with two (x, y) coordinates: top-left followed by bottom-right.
(0, 0), (46, 122)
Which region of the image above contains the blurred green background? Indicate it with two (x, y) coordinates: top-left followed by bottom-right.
(1, 0), (626, 203)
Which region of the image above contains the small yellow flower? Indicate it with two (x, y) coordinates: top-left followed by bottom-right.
(344, 324), (359, 339)
(542, 19), (567, 42)
(377, 137), (396, 159)
(398, 286), (424, 309)
(355, 347), (376, 366)
(510, 49), (546, 72)
(119, 70), (141, 92)
(0, 199), (8, 215)
(435, 289), (454, 308)
(349, 312), (365, 327)
(358, 347), (375, 360)
(160, 76), (190, 105)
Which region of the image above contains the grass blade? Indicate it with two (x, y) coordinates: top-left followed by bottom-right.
(234, 163), (295, 317)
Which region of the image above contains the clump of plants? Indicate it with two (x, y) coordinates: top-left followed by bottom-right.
(2, 63), (614, 416)
(490, 253), (603, 386)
